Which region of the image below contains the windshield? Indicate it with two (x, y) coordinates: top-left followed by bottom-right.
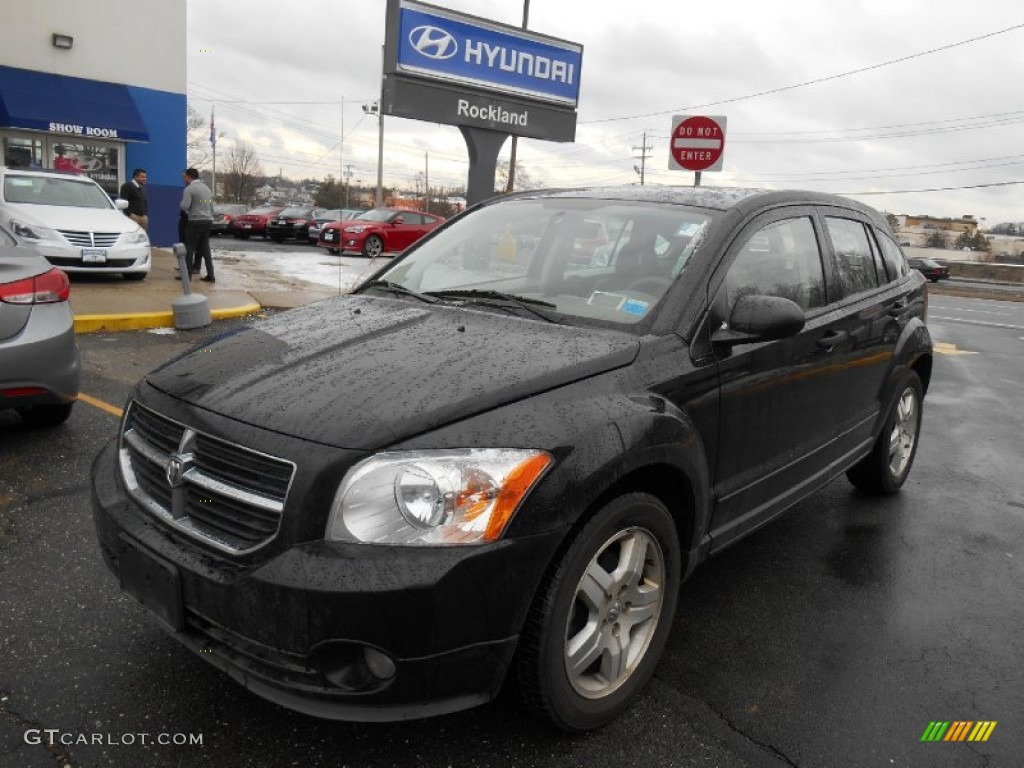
(372, 198), (711, 328)
(3, 174), (113, 209)
(280, 207), (310, 217)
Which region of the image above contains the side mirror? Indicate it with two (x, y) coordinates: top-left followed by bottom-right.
(114, 198), (129, 211)
(713, 294), (805, 346)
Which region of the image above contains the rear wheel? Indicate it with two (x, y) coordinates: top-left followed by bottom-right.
(363, 235), (384, 258)
(515, 493), (680, 731)
(847, 371), (923, 494)
(18, 402), (74, 428)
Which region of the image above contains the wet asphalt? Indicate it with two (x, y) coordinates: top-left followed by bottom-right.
(1, 294), (1022, 767)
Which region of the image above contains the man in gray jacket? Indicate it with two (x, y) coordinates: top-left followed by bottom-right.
(180, 168), (215, 282)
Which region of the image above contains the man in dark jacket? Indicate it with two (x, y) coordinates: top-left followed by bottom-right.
(119, 168), (149, 231)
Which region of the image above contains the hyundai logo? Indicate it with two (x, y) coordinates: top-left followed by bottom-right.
(409, 25), (458, 60)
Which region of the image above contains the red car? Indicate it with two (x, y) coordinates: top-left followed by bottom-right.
(232, 206), (285, 239)
(318, 207), (445, 257)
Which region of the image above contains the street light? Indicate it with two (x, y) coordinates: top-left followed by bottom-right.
(363, 101), (383, 206)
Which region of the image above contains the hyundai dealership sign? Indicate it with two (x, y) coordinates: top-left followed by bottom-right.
(396, 0), (582, 107)
(384, 0), (581, 142)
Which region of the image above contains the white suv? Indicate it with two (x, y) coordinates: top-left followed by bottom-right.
(0, 167), (151, 281)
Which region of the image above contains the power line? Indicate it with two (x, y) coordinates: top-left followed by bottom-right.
(583, 22), (1024, 124)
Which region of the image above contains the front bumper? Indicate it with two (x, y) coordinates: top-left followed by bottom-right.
(91, 440), (561, 720)
(26, 241), (151, 275)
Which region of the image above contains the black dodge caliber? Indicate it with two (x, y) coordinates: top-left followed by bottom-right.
(92, 187), (932, 731)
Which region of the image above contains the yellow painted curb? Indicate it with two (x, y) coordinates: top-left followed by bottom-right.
(74, 302), (262, 334)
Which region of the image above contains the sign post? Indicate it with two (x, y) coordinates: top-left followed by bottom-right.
(668, 115), (727, 186)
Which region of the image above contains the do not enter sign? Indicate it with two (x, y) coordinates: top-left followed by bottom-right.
(669, 114), (727, 172)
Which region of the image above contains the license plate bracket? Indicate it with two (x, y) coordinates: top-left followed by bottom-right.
(118, 535), (184, 631)
(81, 248), (107, 264)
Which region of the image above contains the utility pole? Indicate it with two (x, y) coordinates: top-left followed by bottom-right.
(424, 151), (429, 213)
(632, 131), (652, 186)
(344, 97), (348, 215)
(344, 165), (353, 209)
(505, 0), (530, 193)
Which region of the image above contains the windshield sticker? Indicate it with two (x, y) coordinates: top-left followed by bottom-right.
(622, 299), (649, 316)
(676, 222), (703, 236)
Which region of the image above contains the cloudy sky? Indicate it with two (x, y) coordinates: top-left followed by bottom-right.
(188, 0), (1024, 224)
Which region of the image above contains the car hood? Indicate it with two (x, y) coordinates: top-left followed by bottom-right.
(5, 203), (137, 232)
(144, 295), (640, 450)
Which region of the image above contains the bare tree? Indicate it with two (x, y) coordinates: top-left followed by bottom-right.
(496, 161), (542, 193)
(186, 104), (211, 170)
(222, 142), (264, 205)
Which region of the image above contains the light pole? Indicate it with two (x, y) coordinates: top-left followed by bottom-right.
(362, 101), (384, 206)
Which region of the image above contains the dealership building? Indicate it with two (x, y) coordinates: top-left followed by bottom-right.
(0, 1), (186, 246)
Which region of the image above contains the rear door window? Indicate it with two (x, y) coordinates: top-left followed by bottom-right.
(825, 217), (880, 296)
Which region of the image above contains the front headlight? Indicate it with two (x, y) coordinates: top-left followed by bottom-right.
(122, 229), (149, 245)
(344, 225), (368, 234)
(327, 449), (552, 546)
(10, 219), (58, 241)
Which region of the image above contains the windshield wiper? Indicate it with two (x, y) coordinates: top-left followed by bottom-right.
(425, 289), (558, 322)
(360, 280), (438, 303)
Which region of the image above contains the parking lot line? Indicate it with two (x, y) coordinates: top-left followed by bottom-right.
(78, 393), (124, 418)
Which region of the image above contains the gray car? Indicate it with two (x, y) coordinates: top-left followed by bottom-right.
(0, 225), (80, 426)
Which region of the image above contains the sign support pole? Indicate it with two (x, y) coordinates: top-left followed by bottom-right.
(694, 171), (701, 187)
(460, 127), (510, 207)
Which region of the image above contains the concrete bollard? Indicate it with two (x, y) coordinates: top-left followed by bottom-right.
(171, 243), (212, 329)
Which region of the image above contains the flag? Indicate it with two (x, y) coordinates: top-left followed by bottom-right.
(210, 107), (216, 148)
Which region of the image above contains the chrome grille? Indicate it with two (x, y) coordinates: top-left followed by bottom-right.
(58, 230), (120, 247)
(119, 402), (295, 554)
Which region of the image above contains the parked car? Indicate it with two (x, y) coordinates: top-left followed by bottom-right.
(0, 166), (151, 280)
(907, 257), (950, 282)
(92, 187), (932, 731)
(232, 206), (285, 239)
(318, 207), (445, 257)
(266, 207), (317, 243)
(211, 204), (249, 236)
(0, 224), (79, 426)
(307, 208), (363, 245)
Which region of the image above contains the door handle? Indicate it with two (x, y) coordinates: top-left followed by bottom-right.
(816, 330), (848, 352)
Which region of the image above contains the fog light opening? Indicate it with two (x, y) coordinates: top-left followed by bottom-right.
(312, 641), (396, 691)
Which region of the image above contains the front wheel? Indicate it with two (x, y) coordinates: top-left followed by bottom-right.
(847, 370), (923, 494)
(515, 493), (680, 731)
(362, 235), (384, 258)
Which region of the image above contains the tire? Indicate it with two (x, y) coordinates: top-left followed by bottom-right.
(846, 370), (923, 494)
(122, 273), (147, 281)
(515, 493), (680, 731)
(17, 402), (74, 428)
(327, 247), (339, 255)
(363, 235), (384, 258)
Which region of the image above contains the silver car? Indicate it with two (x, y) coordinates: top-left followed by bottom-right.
(0, 225), (80, 426)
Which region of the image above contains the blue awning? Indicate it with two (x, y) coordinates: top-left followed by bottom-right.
(0, 65), (149, 142)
